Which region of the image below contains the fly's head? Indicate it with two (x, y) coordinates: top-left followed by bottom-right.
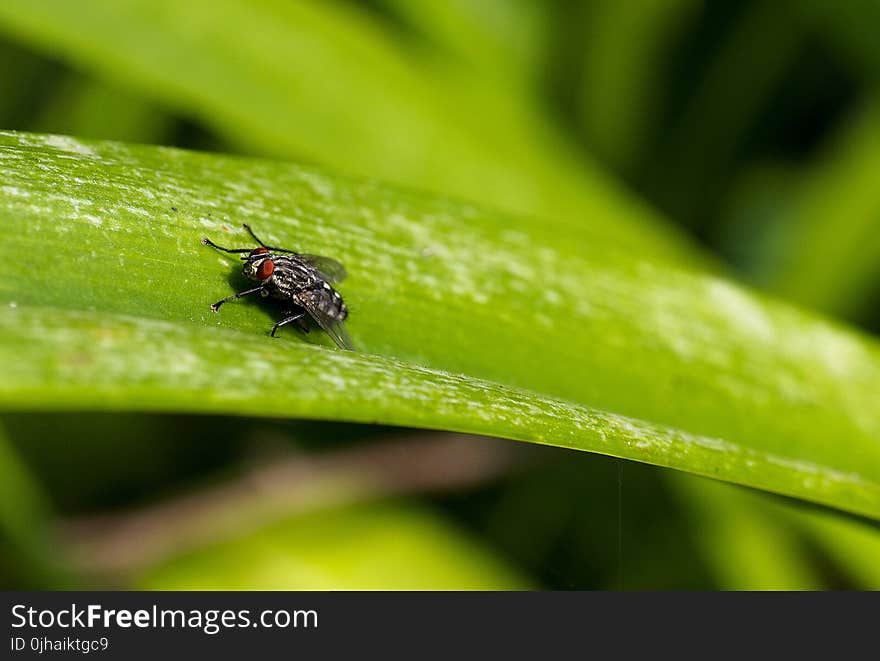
(241, 247), (275, 283)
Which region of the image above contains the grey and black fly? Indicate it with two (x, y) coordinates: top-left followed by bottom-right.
(202, 224), (355, 351)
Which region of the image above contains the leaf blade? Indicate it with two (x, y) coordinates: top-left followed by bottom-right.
(0, 131), (879, 519)
(3, 305), (878, 519)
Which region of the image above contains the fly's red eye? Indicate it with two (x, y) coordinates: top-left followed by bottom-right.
(257, 259), (275, 280)
(250, 247), (269, 257)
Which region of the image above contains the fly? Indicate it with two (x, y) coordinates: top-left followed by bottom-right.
(202, 224), (355, 351)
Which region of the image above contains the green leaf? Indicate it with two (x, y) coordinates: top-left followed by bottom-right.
(0, 422), (48, 550)
(670, 475), (823, 590)
(649, 1), (802, 225)
(32, 74), (175, 145)
(0, 0), (702, 263)
(0, 422), (69, 586)
(372, 0), (550, 86)
(780, 504), (880, 588)
(755, 98), (880, 321)
(672, 473), (880, 589)
(797, 0), (880, 78)
(577, 0), (699, 173)
(1, 131), (879, 519)
(135, 502), (532, 590)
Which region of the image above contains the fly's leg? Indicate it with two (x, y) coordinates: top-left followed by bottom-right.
(210, 285), (265, 312)
(202, 237), (252, 254)
(242, 224), (297, 254)
(271, 311), (307, 337)
(271, 304), (310, 337)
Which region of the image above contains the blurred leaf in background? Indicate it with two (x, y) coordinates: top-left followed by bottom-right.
(138, 502), (533, 590)
(0, 0), (704, 262)
(0, 422), (67, 588)
(574, 0), (701, 176)
(0, 0), (880, 591)
(734, 98), (880, 323)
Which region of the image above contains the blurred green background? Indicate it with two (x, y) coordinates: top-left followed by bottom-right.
(1, 0), (880, 589)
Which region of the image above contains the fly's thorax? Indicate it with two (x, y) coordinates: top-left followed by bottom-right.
(243, 254), (314, 288)
(269, 256), (319, 297)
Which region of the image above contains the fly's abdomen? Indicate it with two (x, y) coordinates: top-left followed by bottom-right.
(300, 283), (348, 322)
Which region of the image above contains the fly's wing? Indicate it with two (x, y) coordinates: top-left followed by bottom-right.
(311, 312), (356, 351)
(298, 254), (348, 283)
(298, 292), (356, 351)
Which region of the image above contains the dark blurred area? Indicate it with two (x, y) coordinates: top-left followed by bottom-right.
(1, 0), (879, 590)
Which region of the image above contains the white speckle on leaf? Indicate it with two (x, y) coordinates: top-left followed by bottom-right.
(126, 206), (151, 218)
(706, 279), (774, 342)
(535, 313), (553, 327)
(43, 134), (98, 157)
(0, 185), (30, 198)
(543, 289), (562, 305)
